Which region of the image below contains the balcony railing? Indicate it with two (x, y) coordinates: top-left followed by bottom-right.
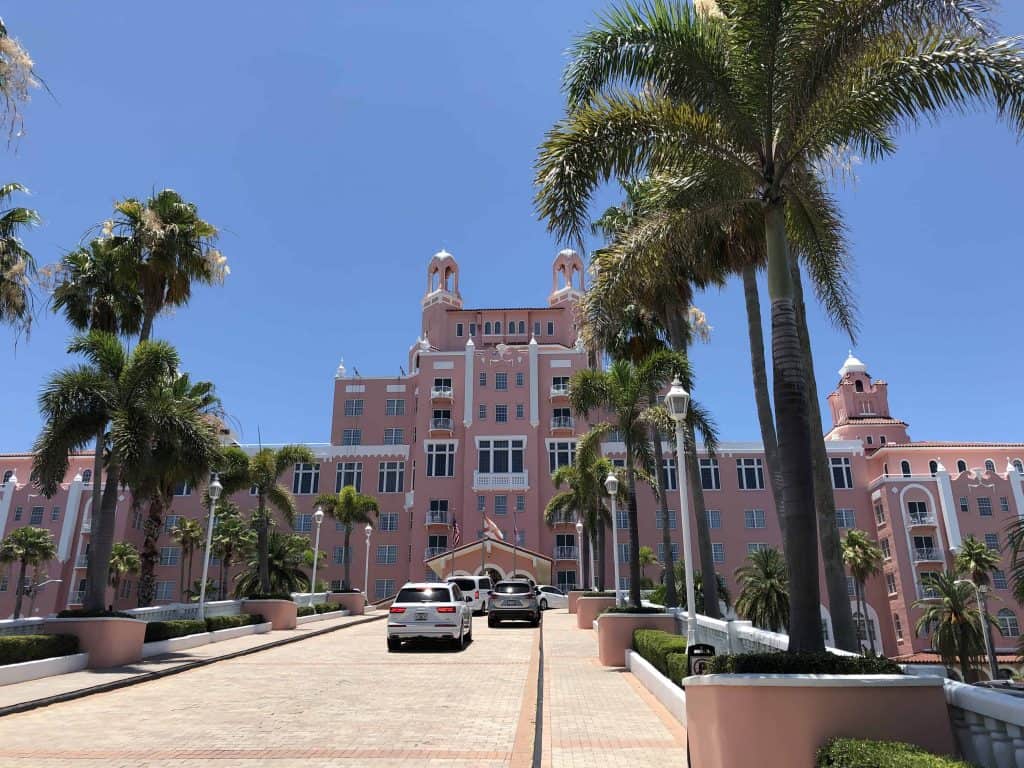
(916, 582), (941, 600)
(430, 417), (453, 432)
(550, 416), (574, 430)
(75, 555), (89, 568)
(473, 471), (529, 490)
(425, 511), (450, 526)
(548, 514), (576, 526)
(554, 546), (578, 560)
(424, 546), (448, 559)
(431, 386), (454, 400)
(81, 519), (91, 533)
(69, 590), (86, 604)
(907, 514), (937, 527)
(550, 384), (569, 398)
(913, 547), (943, 562)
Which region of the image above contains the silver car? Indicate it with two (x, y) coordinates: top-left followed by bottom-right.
(487, 580), (541, 627)
(387, 582), (474, 651)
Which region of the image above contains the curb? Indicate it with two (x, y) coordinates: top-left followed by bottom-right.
(533, 618), (545, 768)
(0, 613), (386, 718)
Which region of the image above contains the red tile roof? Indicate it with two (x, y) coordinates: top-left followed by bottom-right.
(894, 652), (1021, 664)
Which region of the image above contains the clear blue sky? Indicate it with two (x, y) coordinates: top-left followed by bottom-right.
(3, 2), (1023, 452)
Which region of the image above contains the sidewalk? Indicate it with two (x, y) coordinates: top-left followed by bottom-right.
(541, 610), (687, 767)
(0, 610), (383, 714)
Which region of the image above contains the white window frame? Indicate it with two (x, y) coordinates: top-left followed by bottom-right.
(425, 441), (456, 477)
(385, 398), (406, 416)
(736, 458), (765, 490)
(376, 544), (398, 565)
(343, 399), (364, 416)
(547, 439), (576, 473)
(383, 428), (404, 445)
(378, 461), (405, 493)
(743, 509), (766, 529)
(292, 463), (321, 495)
(336, 461), (363, 492)
(159, 547), (180, 566)
(699, 458), (720, 490)
(830, 457), (853, 489)
(711, 543), (725, 563)
(706, 509), (721, 529)
(836, 508), (856, 529)
(341, 428), (362, 446)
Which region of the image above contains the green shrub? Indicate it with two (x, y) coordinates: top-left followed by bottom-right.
(639, 577), (655, 589)
(0, 634), (79, 665)
(666, 652), (689, 685)
(707, 652), (902, 675)
(817, 738), (969, 767)
(56, 609), (132, 619)
(205, 614), (261, 632)
(605, 606), (665, 615)
(649, 585), (667, 605)
(331, 588), (361, 594)
(242, 592), (292, 601)
(314, 603), (344, 614)
(144, 620), (206, 643)
(633, 629), (687, 678)
(296, 606), (316, 617)
(581, 591), (616, 597)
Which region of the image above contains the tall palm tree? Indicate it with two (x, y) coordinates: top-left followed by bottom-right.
(570, 350), (689, 607)
(0, 526), (56, 618)
(0, 20), (39, 138)
(32, 332), (179, 612)
(211, 501), (256, 600)
(172, 518), (205, 601)
(658, 558), (731, 614)
(638, 545), (659, 585)
(216, 444), (315, 595)
(735, 547), (790, 633)
(107, 541), (141, 604)
(0, 182), (40, 334)
(955, 535), (1002, 675)
(315, 485), (380, 591)
(535, 0), (1024, 650)
(842, 529), (884, 653)
(233, 532), (312, 597)
(914, 571), (994, 683)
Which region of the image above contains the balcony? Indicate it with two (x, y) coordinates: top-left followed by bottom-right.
(431, 386), (454, 401)
(913, 547), (943, 563)
(69, 590), (86, 604)
(424, 546), (449, 559)
(75, 555), (89, 568)
(916, 582), (941, 600)
(425, 511), (451, 527)
(907, 514), (937, 528)
(549, 384), (570, 399)
(548, 514), (576, 527)
(554, 546), (578, 560)
(473, 471), (529, 490)
(550, 416), (574, 433)
(429, 417), (454, 435)
(81, 518), (91, 533)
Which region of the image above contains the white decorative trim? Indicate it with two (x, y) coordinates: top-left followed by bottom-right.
(681, 674), (942, 688)
(473, 435), (528, 447)
(386, 384), (407, 393)
(57, 478), (85, 563)
(932, 470), (963, 551)
(0, 478), (16, 539)
(550, 359), (572, 368)
(433, 361), (455, 370)
(625, 650), (687, 726)
(529, 337), (539, 428)
(0, 651), (89, 686)
(422, 439), (459, 452)
(464, 339), (475, 427)
(310, 445), (410, 460)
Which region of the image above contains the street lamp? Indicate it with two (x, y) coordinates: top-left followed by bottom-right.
(575, 519), (584, 592)
(665, 377), (697, 648)
(605, 472), (622, 607)
(364, 523), (373, 604)
(311, 507), (325, 596)
(956, 578), (999, 681)
(198, 473), (222, 621)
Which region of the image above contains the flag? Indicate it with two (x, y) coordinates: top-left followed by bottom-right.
(483, 516), (505, 540)
(452, 518), (462, 547)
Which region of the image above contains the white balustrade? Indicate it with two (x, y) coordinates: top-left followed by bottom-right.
(0, 617), (46, 636)
(290, 592), (329, 607)
(473, 471), (528, 490)
(946, 679), (1024, 768)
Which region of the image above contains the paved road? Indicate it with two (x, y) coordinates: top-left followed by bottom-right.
(0, 614), (539, 767)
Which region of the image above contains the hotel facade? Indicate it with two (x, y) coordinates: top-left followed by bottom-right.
(2, 248), (1023, 670)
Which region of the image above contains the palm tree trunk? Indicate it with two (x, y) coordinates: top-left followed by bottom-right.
(257, 496), (270, 594)
(343, 526), (353, 590)
(958, 629), (975, 683)
(764, 202), (822, 653)
(789, 258), (859, 653)
(685, 423), (721, 619)
(138, 495), (164, 607)
(597, 523), (606, 591)
(187, 547), (195, 599)
(179, 548), (186, 601)
(220, 555), (228, 601)
(13, 559), (26, 619)
(139, 309), (155, 343)
(650, 395), (678, 608)
(979, 588), (997, 678)
(89, 427), (104, 551)
(85, 463), (121, 612)
(624, 445), (642, 609)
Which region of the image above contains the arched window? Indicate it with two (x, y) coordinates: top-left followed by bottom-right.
(81, 469), (92, 484)
(998, 609), (1020, 638)
(855, 380), (864, 392)
(1014, 459), (1024, 475)
(880, 435), (886, 445)
(484, 322), (492, 335)
(494, 321), (502, 334)
(998, 668), (1015, 680)
(853, 611), (876, 644)
(518, 321), (526, 335)
(985, 459), (996, 473)
(901, 460), (911, 478)
(1, 470), (11, 483)
(866, 436), (873, 446)
(929, 461), (938, 477)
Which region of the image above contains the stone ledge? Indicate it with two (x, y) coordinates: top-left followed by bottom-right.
(0, 653), (89, 687)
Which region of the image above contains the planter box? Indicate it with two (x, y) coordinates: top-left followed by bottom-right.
(576, 596), (616, 629)
(296, 610), (350, 626)
(625, 649), (687, 726)
(328, 592), (365, 616)
(597, 612), (676, 667)
(242, 599), (298, 630)
(42, 617), (146, 668)
(0, 651), (89, 686)
(567, 591), (585, 614)
(139, 621), (273, 658)
(684, 674), (955, 768)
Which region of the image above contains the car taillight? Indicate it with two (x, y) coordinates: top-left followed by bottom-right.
(390, 607), (406, 614)
(437, 606), (456, 613)
(474, 590), (480, 599)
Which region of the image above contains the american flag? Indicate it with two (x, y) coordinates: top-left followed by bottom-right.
(452, 517), (462, 546)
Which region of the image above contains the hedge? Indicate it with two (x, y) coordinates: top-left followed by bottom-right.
(666, 652), (689, 686)
(206, 614), (262, 632)
(0, 634), (79, 665)
(56, 609), (132, 619)
(707, 652), (902, 675)
(144, 620), (206, 643)
(296, 606), (316, 617)
(314, 603), (345, 614)
(581, 591), (616, 597)
(605, 606), (666, 615)
(242, 593), (293, 601)
(817, 738), (969, 767)
(633, 629), (688, 678)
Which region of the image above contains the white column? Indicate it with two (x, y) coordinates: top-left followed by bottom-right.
(934, 463), (963, 551)
(528, 336), (539, 428)
(463, 338), (475, 427)
(57, 474), (85, 562)
(1007, 461), (1024, 519)
(0, 474), (17, 538)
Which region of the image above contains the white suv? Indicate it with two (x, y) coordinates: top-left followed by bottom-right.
(446, 575), (493, 614)
(387, 582), (474, 651)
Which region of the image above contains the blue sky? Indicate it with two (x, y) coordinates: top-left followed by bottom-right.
(3, 2), (1023, 451)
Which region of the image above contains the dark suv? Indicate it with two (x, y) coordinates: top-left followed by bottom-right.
(487, 580), (540, 627)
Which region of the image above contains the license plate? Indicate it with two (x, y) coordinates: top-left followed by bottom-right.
(501, 600), (521, 607)
(416, 612), (427, 621)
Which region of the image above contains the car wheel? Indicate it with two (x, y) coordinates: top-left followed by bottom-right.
(465, 621), (472, 642)
(488, 615), (498, 628)
(540, 598), (548, 611)
(387, 637), (401, 652)
(453, 626), (466, 651)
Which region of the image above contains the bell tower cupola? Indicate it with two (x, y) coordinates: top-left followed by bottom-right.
(548, 249), (585, 307)
(825, 352), (910, 446)
(423, 249), (462, 310)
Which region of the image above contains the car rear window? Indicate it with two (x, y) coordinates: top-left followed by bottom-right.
(494, 582), (531, 594)
(396, 587), (452, 603)
(479, 578), (492, 589)
(450, 578), (476, 591)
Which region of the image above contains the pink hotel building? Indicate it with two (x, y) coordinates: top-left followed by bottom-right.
(2, 248), (1024, 666)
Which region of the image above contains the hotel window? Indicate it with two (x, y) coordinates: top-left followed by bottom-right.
(81, 469), (92, 484)
(376, 545), (398, 565)
(736, 458), (765, 490)
(13, 507), (20, 521)
(495, 495), (508, 515)
(29, 506), (43, 525)
(747, 543), (768, 555)
(173, 482), (192, 496)
(836, 509), (856, 529)
(434, 376), (452, 393)
(494, 321), (502, 334)
(893, 614), (904, 643)
(744, 510), (766, 529)
(426, 443), (456, 477)
(706, 509), (721, 529)
(0, 575), (7, 591)
(900, 460), (911, 478)
(985, 459), (996, 473)
(479, 372), (487, 387)
(336, 462), (362, 492)
(865, 436), (873, 445)
(929, 460), (938, 476)
(484, 321), (492, 335)
(546, 321), (554, 335)
(428, 500), (448, 525)
(998, 610), (1020, 638)
(886, 573), (897, 594)
(155, 581), (175, 601)
(712, 543), (725, 563)
(344, 399), (364, 416)
(518, 321), (526, 335)
(164, 514), (180, 534)
(616, 509), (628, 530)
(51, 506), (60, 521)
(385, 399), (406, 416)
(516, 404), (524, 420)
(495, 404), (508, 423)
(478, 404), (487, 420)
(978, 497), (993, 517)
(1, 470), (11, 483)
(908, 500), (929, 523)
(994, 569), (1008, 590)
(617, 542), (631, 564)
(880, 538), (891, 559)
(515, 372), (524, 387)
(1014, 459), (1024, 475)
(985, 533), (999, 552)
(342, 428), (362, 446)
(656, 509), (677, 529)
(1000, 497), (1010, 513)
(547, 441), (576, 472)
(830, 457), (853, 489)
(383, 428), (404, 445)
(456, 323), (463, 337)
(959, 496), (969, 513)
(477, 496), (486, 512)
(659, 542), (681, 561)
(294, 514), (312, 532)
(533, 321), (541, 337)
(661, 459), (678, 491)
(956, 459), (968, 473)
(378, 462), (405, 493)
(470, 323), (477, 336)
(375, 579), (396, 599)
(159, 547), (180, 566)
(515, 531), (526, 547)
(516, 495), (525, 512)
(551, 376), (570, 394)
(478, 439), (525, 474)
(699, 458), (720, 490)
(333, 546), (349, 564)
(879, 435), (886, 445)
(495, 373), (508, 390)
(846, 576), (857, 597)
(292, 463), (320, 494)
(874, 502), (885, 525)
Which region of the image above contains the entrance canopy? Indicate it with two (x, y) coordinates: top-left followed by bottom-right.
(425, 538), (553, 584)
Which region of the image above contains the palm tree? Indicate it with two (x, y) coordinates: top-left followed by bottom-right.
(0, 526), (56, 618)
(955, 535), (1002, 675)
(570, 350), (689, 608)
(914, 571), (994, 683)
(0, 182), (40, 334)
(233, 532), (312, 597)
(172, 518), (205, 601)
(842, 530), (884, 653)
(216, 444), (315, 595)
(211, 501), (256, 600)
(638, 545), (659, 585)
(315, 486), (380, 591)
(0, 20), (39, 138)
(535, 0), (1024, 652)
(735, 547), (790, 633)
(32, 332), (179, 612)
(657, 558), (731, 614)
(107, 541), (141, 604)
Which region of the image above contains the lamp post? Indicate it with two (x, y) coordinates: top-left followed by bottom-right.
(575, 519), (584, 592)
(665, 378), (697, 648)
(605, 472), (622, 607)
(364, 523), (373, 603)
(311, 507), (324, 596)
(956, 578), (999, 681)
(198, 473), (222, 621)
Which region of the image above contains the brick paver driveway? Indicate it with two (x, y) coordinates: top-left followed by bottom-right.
(0, 614), (539, 767)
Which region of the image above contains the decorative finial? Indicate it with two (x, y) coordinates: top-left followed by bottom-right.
(335, 358), (346, 379)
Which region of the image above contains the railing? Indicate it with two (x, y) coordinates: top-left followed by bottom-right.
(122, 600), (244, 622)
(550, 416), (574, 430)
(550, 384), (569, 397)
(0, 617), (46, 636)
(914, 547), (943, 562)
(430, 386), (454, 399)
(946, 679), (1024, 767)
(69, 590), (85, 604)
(291, 592), (329, 607)
(75, 555), (89, 568)
(549, 514), (576, 526)
(430, 417), (453, 431)
(554, 546), (578, 560)
(688, 612), (859, 657)
(917, 582), (942, 600)
(908, 515), (937, 527)
(424, 546), (448, 558)
(81, 518), (91, 533)
(473, 471), (529, 489)
(426, 511), (450, 525)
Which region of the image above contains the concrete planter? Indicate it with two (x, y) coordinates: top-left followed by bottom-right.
(684, 674), (955, 768)
(596, 612), (676, 667)
(329, 592), (365, 616)
(296, 609), (350, 626)
(567, 590), (584, 614)
(140, 621), (273, 658)
(42, 617), (146, 668)
(625, 649), (687, 726)
(0, 651), (89, 686)
(576, 596), (616, 629)
(242, 599), (298, 630)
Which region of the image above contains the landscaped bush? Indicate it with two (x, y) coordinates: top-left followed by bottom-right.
(296, 606), (316, 617)
(0, 634), (79, 665)
(633, 629), (687, 678)
(331, 588), (361, 594)
(666, 652), (689, 685)
(144, 620), (206, 643)
(605, 606), (666, 615)
(56, 609), (132, 619)
(817, 738), (969, 767)
(314, 603), (345, 614)
(707, 652), (902, 675)
(242, 592), (292, 601)
(205, 614), (262, 632)
(581, 591), (615, 597)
